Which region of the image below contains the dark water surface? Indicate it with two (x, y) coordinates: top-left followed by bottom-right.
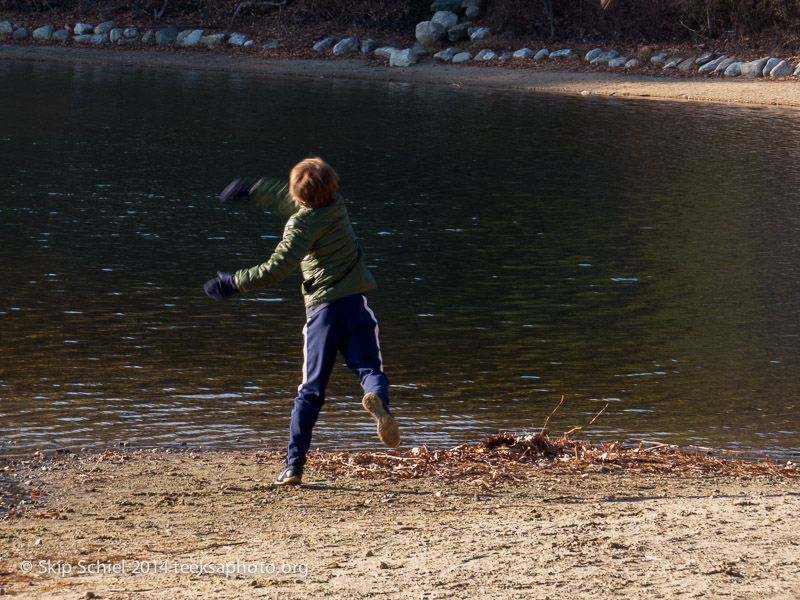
(1, 60), (799, 456)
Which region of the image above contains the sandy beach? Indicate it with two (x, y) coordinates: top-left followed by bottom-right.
(2, 44), (800, 108)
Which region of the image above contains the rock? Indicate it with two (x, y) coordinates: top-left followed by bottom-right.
(696, 52), (715, 65)
(123, 28), (138, 38)
(499, 51), (512, 60)
(12, 27), (28, 40)
(74, 22), (93, 35)
(201, 33), (225, 49)
(698, 55), (727, 73)
(608, 56), (628, 68)
(513, 48), (534, 59)
(591, 50), (618, 64)
(94, 20), (115, 35)
(452, 51), (472, 63)
(0, 21), (13, 37)
(262, 40), (279, 50)
(794, 63), (800, 76)
(33, 25), (54, 40)
(416, 21), (446, 46)
(625, 58), (639, 68)
(662, 55), (682, 69)
(73, 34), (93, 42)
(227, 32), (250, 46)
(431, 0), (463, 12)
(769, 59), (792, 78)
(374, 46), (397, 59)
(141, 29), (155, 44)
(389, 48), (418, 67)
(447, 24), (469, 42)
(549, 49), (574, 59)
(116, 37), (135, 45)
(432, 10), (459, 29)
(469, 26), (490, 42)
(177, 29), (203, 46)
(52, 29), (71, 40)
(332, 37), (360, 55)
(412, 43), (428, 57)
(650, 52), (668, 64)
(584, 47), (603, 62)
(155, 28), (179, 45)
(244, 39), (254, 47)
(714, 57), (736, 73)
(475, 49), (497, 60)
(312, 37), (335, 52)
(434, 47), (456, 61)
(677, 57), (696, 71)
(724, 62), (742, 77)
(360, 39), (377, 53)
(90, 33), (108, 44)
(534, 48), (549, 60)
(739, 57), (769, 78)
(108, 28), (122, 42)
(761, 57), (780, 77)
(465, 5), (482, 19)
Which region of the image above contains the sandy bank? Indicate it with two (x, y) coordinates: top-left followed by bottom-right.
(2, 44), (800, 108)
(1, 449), (798, 599)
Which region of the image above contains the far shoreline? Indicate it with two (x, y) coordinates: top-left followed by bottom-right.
(3, 43), (800, 108)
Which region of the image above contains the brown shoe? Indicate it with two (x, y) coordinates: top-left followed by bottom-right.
(362, 393), (400, 448)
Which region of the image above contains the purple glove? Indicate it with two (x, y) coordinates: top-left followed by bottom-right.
(220, 177), (257, 205)
(204, 271), (240, 301)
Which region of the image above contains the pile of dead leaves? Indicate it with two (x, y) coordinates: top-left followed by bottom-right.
(308, 431), (799, 488)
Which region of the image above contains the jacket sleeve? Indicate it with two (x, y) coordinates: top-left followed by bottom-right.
(247, 178), (300, 218)
(234, 213), (314, 293)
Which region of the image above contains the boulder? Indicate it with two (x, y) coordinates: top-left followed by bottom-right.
(761, 57), (781, 77)
(432, 10), (459, 29)
(549, 49), (574, 59)
(434, 47), (456, 61)
(90, 33), (108, 44)
(452, 51), (472, 63)
(141, 30), (155, 44)
(431, 0), (463, 12)
(608, 56), (628, 68)
(698, 55), (727, 73)
(109, 28), (123, 43)
(74, 22), (93, 35)
(534, 48), (549, 60)
(94, 20), (115, 35)
(416, 21), (446, 46)
(513, 48), (534, 59)
(591, 50), (618, 64)
(465, 6), (481, 19)
(724, 62), (742, 77)
(469, 26), (490, 42)
(389, 48), (418, 67)
(73, 34), (93, 42)
(361, 39), (377, 53)
(0, 21), (13, 37)
(794, 63), (800, 76)
(739, 57), (769, 78)
(677, 57), (696, 70)
(177, 29), (203, 46)
(313, 37), (335, 52)
(662, 55), (682, 69)
(584, 48), (602, 62)
(12, 27), (29, 40)
(625, 58), (639, 68)
(155, 28), (179, 45)
(52, 29), (71, 40)
(649, 52), (668, 65)
(769, 60), (792, 78)
(499, 51), (513, 60)
(201, 33), (225, 49)
(374, 46), (397, 59)
(33, 25), (54, 40)
(715, 57), (736, 73)
(447, 24), (469, 42)
(474, 49), (497, 60)
(332, 37), (360, 55)
(696, 52), (715, 65)
(228, 33), (251, 46)
(123, 28), (138, 38)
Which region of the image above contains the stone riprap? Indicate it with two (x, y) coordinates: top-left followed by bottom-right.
(3, 13), (799, 78)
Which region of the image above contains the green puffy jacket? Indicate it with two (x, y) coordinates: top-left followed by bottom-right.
(233, 178), (377, 308)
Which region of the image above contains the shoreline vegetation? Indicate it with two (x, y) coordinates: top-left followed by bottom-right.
(2, 0), (800, 107)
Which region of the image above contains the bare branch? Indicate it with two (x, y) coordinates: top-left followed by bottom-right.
(231, 0), (287, 26)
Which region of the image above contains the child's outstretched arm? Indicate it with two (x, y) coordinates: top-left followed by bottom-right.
(220, 177), (299, 218)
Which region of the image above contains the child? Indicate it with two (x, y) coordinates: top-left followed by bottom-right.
(204, 157), (399, 486)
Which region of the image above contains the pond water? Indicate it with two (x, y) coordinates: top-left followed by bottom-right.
(1, 60), (799, 456)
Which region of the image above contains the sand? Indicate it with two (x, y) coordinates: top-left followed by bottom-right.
(2, 44), (800, 108)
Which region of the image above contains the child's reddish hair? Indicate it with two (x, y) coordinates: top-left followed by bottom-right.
(289, 157), (339, 208)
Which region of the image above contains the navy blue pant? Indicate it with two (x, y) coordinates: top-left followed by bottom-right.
(287, 294), (389, 466)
